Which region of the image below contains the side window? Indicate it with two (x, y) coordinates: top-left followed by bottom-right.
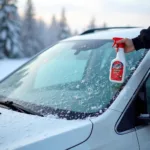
(145, 75), (150, 113)
(117, 71), (150, 133)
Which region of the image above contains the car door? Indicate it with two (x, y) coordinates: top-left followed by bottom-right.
(136, 70), (150, 150)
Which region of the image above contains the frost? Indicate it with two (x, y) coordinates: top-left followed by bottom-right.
(61, 93), (64, 97)
(76, 84), (80, 89)
(73, 95), (80, 100)
(67, 111), (70, 114)
(91, 106), (97, 110)
(99, 110), (103, 113)
(81, 80), (85, 83)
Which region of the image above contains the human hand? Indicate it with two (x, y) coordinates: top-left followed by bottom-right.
(116, 38), (135, 53)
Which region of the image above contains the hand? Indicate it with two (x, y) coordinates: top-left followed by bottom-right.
(116, 38), (135, 53)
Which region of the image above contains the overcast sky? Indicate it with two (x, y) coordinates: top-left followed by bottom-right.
(17, 0), (150, 31)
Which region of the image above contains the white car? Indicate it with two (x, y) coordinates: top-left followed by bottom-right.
(0, 27), (150, 150)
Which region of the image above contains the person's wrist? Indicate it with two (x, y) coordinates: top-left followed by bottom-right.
(131, 42), (135, 51)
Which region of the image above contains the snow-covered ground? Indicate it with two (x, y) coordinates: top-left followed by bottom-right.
(0, 59), (29, 80)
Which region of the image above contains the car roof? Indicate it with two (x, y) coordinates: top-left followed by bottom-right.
(63, 28), (143, 41)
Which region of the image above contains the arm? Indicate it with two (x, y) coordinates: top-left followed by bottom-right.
(132, 27), (150, 50)
(116, 27), (150, 53)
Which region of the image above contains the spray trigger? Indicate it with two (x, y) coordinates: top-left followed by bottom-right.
(112, 37), (125, 52)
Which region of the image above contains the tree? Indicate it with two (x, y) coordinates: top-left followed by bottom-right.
(36, 19), (48, 50)
(73, 29), (78, 36)
(58, 8), (71, 40)
(48, 15), (60, 45)
(0, 0), (22, 58)
(88, 17), (96, 29)
(21, 0), (40, 57)
(102, 22), (107, 28)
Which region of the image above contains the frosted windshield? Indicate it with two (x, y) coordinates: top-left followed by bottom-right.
(0, 40), (147, 118)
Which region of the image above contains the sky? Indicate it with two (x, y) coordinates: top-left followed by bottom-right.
(17, 0), (150, 32)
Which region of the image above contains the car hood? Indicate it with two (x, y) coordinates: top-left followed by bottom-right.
(0, 108), (92, 150)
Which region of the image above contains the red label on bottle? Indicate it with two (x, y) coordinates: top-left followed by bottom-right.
(111, 61), (124, 81)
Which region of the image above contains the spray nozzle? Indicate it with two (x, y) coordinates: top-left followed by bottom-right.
(112, 37), (125, 52)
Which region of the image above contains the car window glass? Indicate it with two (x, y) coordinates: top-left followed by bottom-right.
(145, 74), (150, 113)
(34, 49), (91, 88)
(0, 40), (147, 118)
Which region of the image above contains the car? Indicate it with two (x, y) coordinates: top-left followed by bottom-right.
(0, 27), (150, 150)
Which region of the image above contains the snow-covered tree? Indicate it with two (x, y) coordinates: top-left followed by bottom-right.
(58, 8), (71, 40)
(48, 15), (60, 45)
(88, 17), (96, 29)
(102, 22), (107, 28)
(0, 0), (22, 58)
(36, 19), (48, 50)
(21, 0), (41, 57)
(73, 30), (78, 36)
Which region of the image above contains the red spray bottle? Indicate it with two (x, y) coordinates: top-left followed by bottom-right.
(109, 37), (126, 83)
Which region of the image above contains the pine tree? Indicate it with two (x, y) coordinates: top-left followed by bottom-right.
(36, 19), (48, 50)
(48, 15), (60, 45)
(58, 8), (71, 40)
(21, 0), (40, 57)
(102, 22), (107, 28)
(73, 30), (78, 36)
(0, 0), (22, 58)
(88, 17), (96, 29)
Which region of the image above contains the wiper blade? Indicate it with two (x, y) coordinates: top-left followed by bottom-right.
(0, 101), (43, 117)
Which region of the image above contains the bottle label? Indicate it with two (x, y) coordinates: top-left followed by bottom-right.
(111, 61), (124, 81)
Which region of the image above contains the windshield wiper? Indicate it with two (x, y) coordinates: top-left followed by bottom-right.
(0, 101), (43, 117)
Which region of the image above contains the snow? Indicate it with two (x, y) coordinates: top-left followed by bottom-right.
(0, 30), (7, 40)
(0, 59), (28, 80)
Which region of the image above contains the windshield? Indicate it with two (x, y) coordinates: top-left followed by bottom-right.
(0, 40), (147, 119)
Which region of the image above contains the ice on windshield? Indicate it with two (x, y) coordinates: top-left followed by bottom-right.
(34, 50), (91, 88)
(0, 40), (147, 119)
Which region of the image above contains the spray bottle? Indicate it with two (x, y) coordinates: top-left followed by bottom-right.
(109, 37), (126, 83)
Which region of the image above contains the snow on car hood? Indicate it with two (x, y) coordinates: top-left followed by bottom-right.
(0, 108), (92, 150)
